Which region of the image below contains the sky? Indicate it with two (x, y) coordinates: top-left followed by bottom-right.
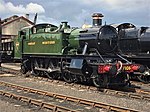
(0, 0), (150, 27)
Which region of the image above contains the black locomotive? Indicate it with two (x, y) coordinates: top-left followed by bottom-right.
(115, 23), (150, 83)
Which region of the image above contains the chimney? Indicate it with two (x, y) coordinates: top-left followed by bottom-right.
(92, 13), (104, 27)
(25, 14), (29, 19)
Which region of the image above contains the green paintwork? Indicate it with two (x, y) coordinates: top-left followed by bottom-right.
(23, 33), (63, 55)
(14, 27), (31, 59)
(14, 32), (22, 59)
(14, 23), (85, 58)
(69, 29), (81, 48)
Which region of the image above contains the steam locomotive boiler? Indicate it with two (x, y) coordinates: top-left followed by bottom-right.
(68, 13), (118, 55)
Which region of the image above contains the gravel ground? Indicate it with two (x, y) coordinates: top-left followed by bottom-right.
(0, 76), (150, 112)
(131, 82), (150, 91)
(0, 98), (31, 112)
(0, 85), (101, 112)
(1, 64), (20, 71)
(0, 95), (50, 112)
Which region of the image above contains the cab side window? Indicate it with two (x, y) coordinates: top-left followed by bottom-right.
(20, 31), (26, 39)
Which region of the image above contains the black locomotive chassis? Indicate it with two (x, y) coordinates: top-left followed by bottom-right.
(20, 54), (129, 87)
(123, 55), (150, 67)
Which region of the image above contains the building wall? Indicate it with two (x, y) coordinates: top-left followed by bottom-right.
(2, 18), (32, 35)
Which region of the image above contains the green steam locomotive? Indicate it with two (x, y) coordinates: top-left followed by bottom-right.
(11, 13), (145, 87)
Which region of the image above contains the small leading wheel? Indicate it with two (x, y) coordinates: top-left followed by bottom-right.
(62, 72), (74, 83)
(137, 67), (150, 83)
(137, 75), (150, 83)
(92, 75), (106, 88)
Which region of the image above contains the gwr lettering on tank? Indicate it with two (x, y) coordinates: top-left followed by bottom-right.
(42, 41), (55, 45)
(28, 42), (35, 46)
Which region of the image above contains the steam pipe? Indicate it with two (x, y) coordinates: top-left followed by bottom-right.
(82, 43), (88, 55)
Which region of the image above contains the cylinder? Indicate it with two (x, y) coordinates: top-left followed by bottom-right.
(92, 13), (104, 26)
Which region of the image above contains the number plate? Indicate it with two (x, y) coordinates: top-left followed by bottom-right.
(123, 66), (131, 71)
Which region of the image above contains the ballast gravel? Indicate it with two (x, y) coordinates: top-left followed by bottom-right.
(0, 95), (49, 112)
(0, 75), (149, 112)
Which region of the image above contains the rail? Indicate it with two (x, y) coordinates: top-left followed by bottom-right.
(0, 80), (138, 112)
(1, 67), (150, 102)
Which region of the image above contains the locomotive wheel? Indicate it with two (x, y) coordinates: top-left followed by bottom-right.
(44, 72), (54, 79)
(32, 70), (40, 76)
(46, 72), (60, 79)
(31, 59), (41, 76)
(125, 73), (131, 87)
(92, 75), (107, 88)
(31, 64), (40, 76)
(63, 72), (74, 83)
(137, 75), (150, 83)
(20, 64), (27, 74)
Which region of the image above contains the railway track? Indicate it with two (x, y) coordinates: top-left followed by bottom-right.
(131, 81), (150, 87)
(0, 91), (77, 112)
(1, 66), (150, 102)
(0, 80), (138, 112)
